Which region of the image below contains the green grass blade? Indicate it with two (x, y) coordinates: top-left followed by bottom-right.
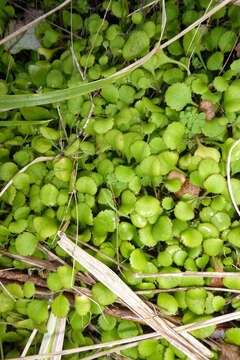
(0, 74), (125, 110)
(0, 119), (52, 126)
(0, 45), (159, 110)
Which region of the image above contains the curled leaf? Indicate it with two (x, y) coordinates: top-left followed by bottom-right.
(210, 257), (223, 288)
(167, 170), (186, 185)
(175, 179), (200, 199)
(199, 100), (215, 121)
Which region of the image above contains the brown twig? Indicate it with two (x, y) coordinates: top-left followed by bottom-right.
(0, 269), (47, 287)
(0, 249), (57, 271)
(0, 248), (95, 285)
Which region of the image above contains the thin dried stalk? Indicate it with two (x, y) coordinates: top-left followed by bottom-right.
(58, 233), (212, 360)
(104, 305), (180, 326)
(8, 310), (240, 360)
(0, 0), (72, 46)
(227, 139), (240, 217)
(37, 244), (66, 266)
(0, 249), (57, 271)
(0, 280), (16, 301)
(181, 311), (240, 332)
(72, 233), (240, 279)
(21, 329), (38, 357)
(56, 105), (68, 141)
(159, 0), (166, 45)
(0, 156), (54, 198)
(127, 0), (161, 17)
(112, 0), (233, 79)
(8, 1), (82, 40)
(134, 271), (240, 279)
(136, 287), (240, 294)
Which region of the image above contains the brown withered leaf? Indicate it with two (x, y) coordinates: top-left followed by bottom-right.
(219, 342), (240, 360)
(175, 179), (200, 198)
(167, 170), (186, 184)
(210, 257), (223, 287)
(236, 42), (240, 58)
(199, 100), (215, 121)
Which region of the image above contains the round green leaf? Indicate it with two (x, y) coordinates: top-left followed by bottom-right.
(92, 282), (117, 305)
(27, 300), (48, 323)
(123, 31), (150, 60)
(40, 184), (59, 207)
(165, 83), (192, 111)
(52, 295), (70, 318)
(15, 232), (38, 256)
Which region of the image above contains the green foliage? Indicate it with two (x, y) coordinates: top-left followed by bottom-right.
(123, 31), (150, 60)
(52, 295), (70, 318)
(57, 266), (75, 289)
(27, 300), (48, 323)
(179, 107), (206, 138)
(15, 232), (38, 256)
(165, 83), (192, 111)
(74, 295), (91, 315)
(0, 2), (240, 358)
(92, 283), (117, 305)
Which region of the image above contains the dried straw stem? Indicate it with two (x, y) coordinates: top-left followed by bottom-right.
(8, 310), (240, 360)
(58, 233), (212, 360)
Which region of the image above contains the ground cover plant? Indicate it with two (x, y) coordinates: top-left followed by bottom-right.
(0, 0), (240, 359)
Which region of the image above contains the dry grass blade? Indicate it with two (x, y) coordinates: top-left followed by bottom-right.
(58, 233), (212, 360)
(50, 316), (66, 360)
(0, 0), (72, 46)
(181, 310), (240, 332)
(8, 310), (240, 360)
(127, 0), (160, 17)
(214, 0), (240, 5)
(39, 312), (66, 360)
